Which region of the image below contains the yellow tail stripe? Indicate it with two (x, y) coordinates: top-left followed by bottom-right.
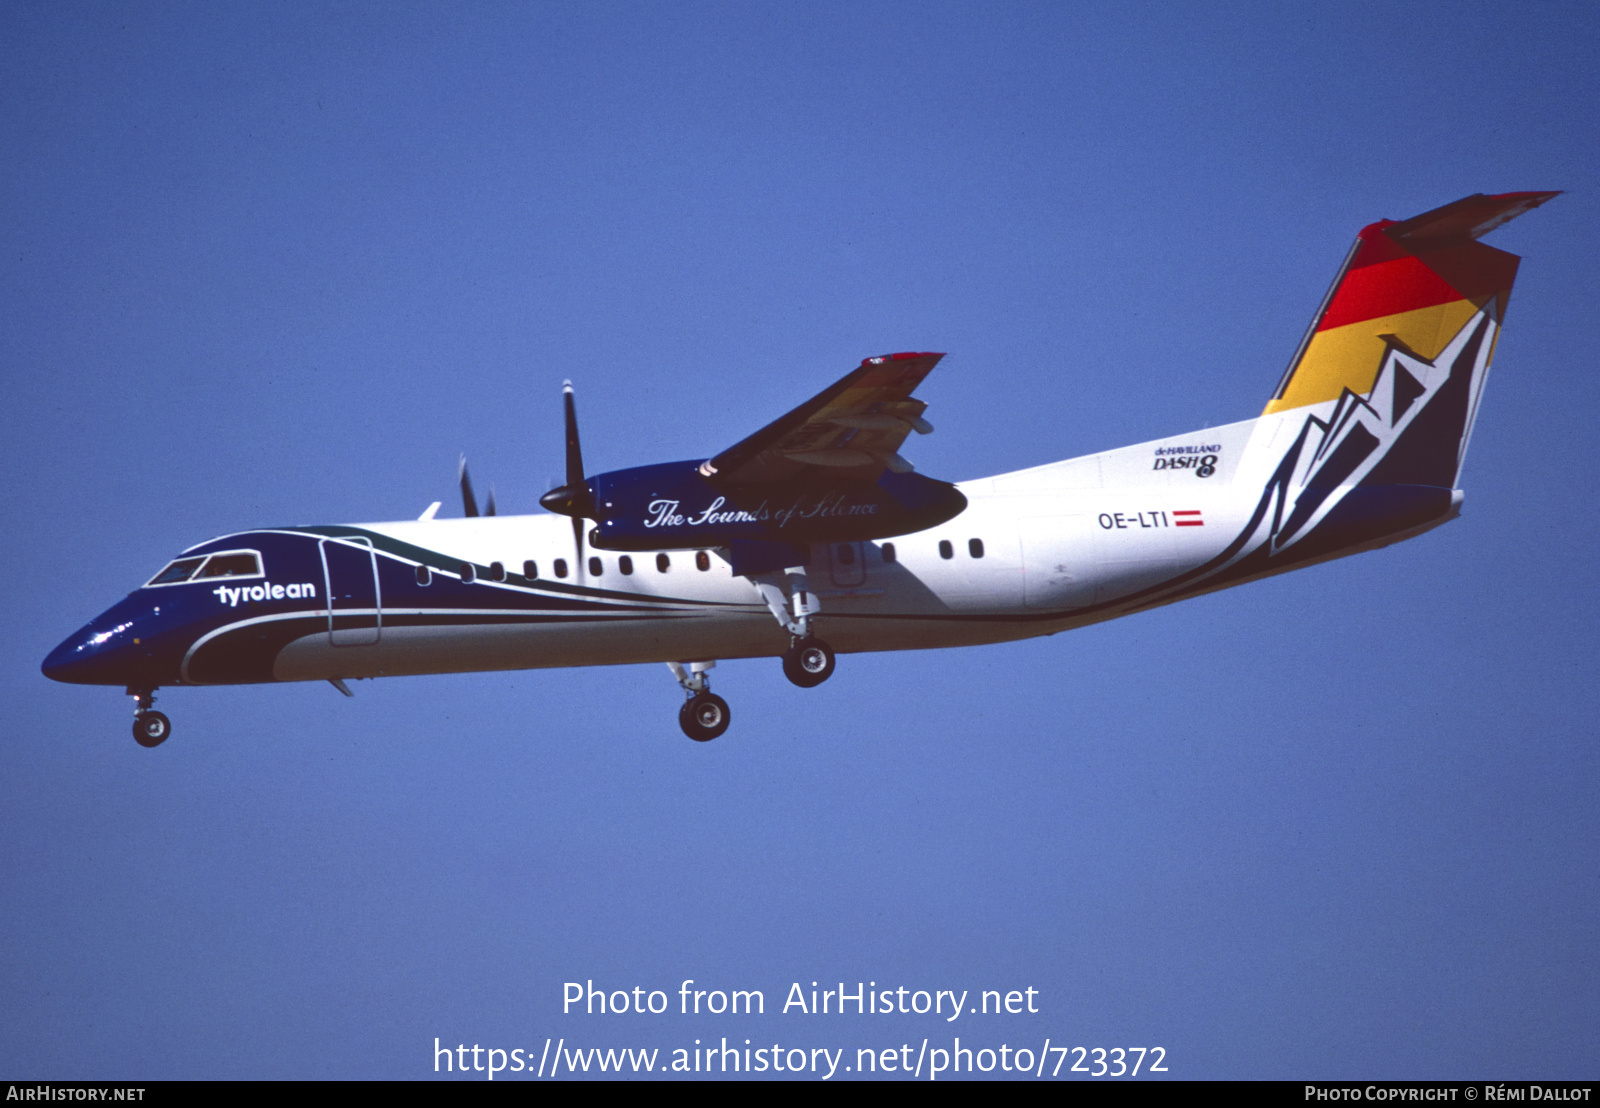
(1264, 297), (1482, 414)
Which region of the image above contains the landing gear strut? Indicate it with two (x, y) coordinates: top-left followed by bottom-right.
(668, 661), (730, 742)
(129, 687), (170, 747)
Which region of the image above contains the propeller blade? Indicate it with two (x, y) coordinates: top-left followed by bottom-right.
(458, 455), (479, 518)
(562, 383), (587, 580)
(563, 381), (584, 488)
(485, 486), (497, 517)
(540, 381), (597, 519)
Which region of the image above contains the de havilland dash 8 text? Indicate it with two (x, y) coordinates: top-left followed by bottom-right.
(44, 192), (1556, 745)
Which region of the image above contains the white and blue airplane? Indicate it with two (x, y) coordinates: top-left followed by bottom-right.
(44, 191), (1556, 745)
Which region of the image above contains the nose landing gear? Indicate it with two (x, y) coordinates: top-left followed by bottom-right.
(679, 692), (730, 742)
(134, 712), (171, 747)
(667, 661), (730, 741)
(129, 687), (170, 747)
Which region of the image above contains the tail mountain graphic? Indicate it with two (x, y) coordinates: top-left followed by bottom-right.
(1218, 309), (1489, 580)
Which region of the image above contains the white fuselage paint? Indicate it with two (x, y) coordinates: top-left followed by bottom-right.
(261, 402), (1449, 684)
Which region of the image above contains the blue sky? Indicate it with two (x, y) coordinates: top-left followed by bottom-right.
(4, 1), (1597, 1080)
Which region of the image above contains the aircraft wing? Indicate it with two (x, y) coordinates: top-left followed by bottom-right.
(701, 352), (944, 484)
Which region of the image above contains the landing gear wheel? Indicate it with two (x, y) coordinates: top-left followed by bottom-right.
(133, 711), (171, 747)
(783, 637), (836, 688)
(679, 693), (730, 742)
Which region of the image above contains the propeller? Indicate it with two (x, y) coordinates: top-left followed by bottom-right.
(458, 455), (497, 517)
(539, 383), (595, 516)
(538, 381), (595, 576)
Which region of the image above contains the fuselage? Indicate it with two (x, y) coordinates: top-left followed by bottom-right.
(39, 406), (1460, 693)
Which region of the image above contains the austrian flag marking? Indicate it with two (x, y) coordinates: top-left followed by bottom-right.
(1173, 510), (1204, 527)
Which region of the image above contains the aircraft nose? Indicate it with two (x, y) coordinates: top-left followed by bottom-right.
(41, 636), (78, 682)
(41, 605), (151, 685)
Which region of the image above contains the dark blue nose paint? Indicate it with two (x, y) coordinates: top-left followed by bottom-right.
(42, 593), (177, 687)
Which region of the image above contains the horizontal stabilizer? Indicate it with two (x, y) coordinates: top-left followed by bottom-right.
(1386, 191), (1559, 246)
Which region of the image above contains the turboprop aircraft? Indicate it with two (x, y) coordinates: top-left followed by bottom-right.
(43, 191), (1556, 745)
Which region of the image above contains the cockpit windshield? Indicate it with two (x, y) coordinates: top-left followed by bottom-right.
(145, 550), (263, 587)
(147, 557), (207, 585)
(196, 552), (262, 579)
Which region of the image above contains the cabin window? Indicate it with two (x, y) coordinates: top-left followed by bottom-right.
(619, 556), (633, 575)
(881, 543), (896, 564)
(147, 556), (207, 586)
(657, 553), (670, 573)
(460, 563), (476, 583)
(969, 538), (985, 559)
(939, 540), (953, 560)
(523, 560), (538, 580)
(416, 564), (432, 586)
(589, 556), (602, 577)
(488, 561), (505, 582)
(696, 550), (710, 571)
(554, 558), (568, 579)
(836, 543), (855, 566)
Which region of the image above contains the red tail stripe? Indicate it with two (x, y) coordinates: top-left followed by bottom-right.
(1317, 254), (1463, 331)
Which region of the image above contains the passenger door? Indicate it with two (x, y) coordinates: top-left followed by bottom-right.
(319, 537), (381, 646)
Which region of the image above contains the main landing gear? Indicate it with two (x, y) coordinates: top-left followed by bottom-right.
(753, 566), (837, 690)
(665, 563), (838, 742)
(129, 687), (170, 747)
(783, 636), (835, 688)
(668, 661), (730, 742)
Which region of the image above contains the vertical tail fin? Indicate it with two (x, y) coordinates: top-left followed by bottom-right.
(1265, 192), (1555, 488)
(1239, 193), (1555, 561)
(1115, 194), (1556, 608)
(1270, 192), (1555, 413)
